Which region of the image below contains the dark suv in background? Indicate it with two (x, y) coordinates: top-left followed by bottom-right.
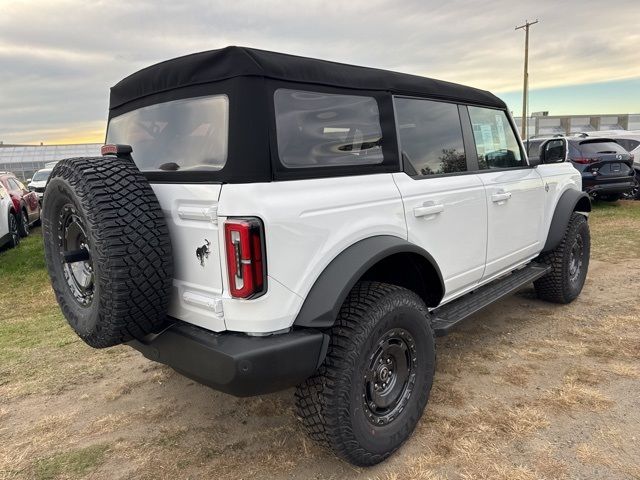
(527, 136), (635, 201)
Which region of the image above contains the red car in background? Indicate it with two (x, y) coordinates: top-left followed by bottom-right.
(0, 172), (41, 237)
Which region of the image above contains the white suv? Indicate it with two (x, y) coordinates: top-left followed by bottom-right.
(42, 47), (591, 466)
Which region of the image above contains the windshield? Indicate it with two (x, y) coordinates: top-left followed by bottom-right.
(106, 95), (229, 172)
(32, 170), (52, 182)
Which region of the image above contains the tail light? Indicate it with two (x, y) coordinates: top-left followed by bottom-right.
(224, 218), (266, 299)
(573, 157), (594, 164)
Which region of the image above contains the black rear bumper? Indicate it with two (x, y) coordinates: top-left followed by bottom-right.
(582, 177), (635, 195)
(128, 322), (328, 397)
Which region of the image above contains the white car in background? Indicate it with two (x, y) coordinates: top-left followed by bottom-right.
(0, 183), (20, 250)
(27, 168), (53, 204)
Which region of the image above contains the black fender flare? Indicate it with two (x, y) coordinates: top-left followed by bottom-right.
(293, 235), (444, 328)
(542, 189), (591, 252)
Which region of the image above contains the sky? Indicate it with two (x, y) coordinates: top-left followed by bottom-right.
(1, 0), (639, 145)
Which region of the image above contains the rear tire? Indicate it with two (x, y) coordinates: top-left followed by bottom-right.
(17, 209), (29, 237)
(43, 157), (173, 348)
(8, 212), (20, 248)
(534, 213), (590, 304)
(295, 282), (435, 466)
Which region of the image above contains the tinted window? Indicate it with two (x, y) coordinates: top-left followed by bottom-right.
(274, 89), (383, 168)
(614, 139), (640, 152)
(468, 107), (525, 169)
(106, 95), (229, 172)
(394, 98), (466, 176)
(577, 141), (628, 155)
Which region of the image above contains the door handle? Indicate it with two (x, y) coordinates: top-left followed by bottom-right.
(413, 203), (444, 217)
(491, 191), (512, 203)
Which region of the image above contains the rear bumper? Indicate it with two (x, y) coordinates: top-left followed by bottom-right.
(128, 322), (328, 397)
(582, 176), (635, 195)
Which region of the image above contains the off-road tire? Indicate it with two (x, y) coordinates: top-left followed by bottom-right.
(295, 282), (435, 466)
(534, 213), (590, 304)
(43, 157), (173, 348)
(17, 208), (29, 237)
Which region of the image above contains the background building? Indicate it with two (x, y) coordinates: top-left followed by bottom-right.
(514, 113), (640, 138)
(0, 143), (101, 181)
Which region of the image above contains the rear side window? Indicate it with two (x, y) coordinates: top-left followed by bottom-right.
(274, 89), (383, 168)
(106, 95), (229, 172)
(394, 98), (466, 176)
(577, 141), (628, 155)
(468, 107), (525, 169)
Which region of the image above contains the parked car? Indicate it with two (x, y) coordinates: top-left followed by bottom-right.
(527, 136), (635, 201)
(27, 168), (53, 205)
(0, 172), (41, 236)
(0, 183), (19, 250)
(609, 134), (640, 200)
(42, 46), (591, 467)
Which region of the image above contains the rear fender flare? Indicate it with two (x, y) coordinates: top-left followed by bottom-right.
(293, 235), (444, 328)
(542, 189), (591, 252)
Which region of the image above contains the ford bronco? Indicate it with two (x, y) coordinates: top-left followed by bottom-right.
(42, 46), (591, 466)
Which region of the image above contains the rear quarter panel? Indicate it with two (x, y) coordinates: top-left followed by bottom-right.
(218, 173), (406, 332)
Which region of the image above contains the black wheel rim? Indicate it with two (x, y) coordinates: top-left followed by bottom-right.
(568, 235), (584, 283)
(9, 215), (19, 245)
(363, 328), (417, 426)
(22, 211), (29, 234)
(58, 204), (94, 306)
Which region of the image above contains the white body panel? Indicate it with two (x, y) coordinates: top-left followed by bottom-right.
(0, 186), (11, 242)
(392, 172), (487, 299)
(477, 168), (545, 279)
(217, 174), (406, 332)
(151, 162), (580, 334)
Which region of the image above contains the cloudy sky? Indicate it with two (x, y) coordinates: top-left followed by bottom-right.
(1, 0), (639, 144)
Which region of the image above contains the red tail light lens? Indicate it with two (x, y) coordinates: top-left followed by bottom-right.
(224, 218), (266, 299)
(573, 157), (593, 164)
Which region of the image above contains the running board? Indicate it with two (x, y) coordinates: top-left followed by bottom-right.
(431, 263), (551, 336)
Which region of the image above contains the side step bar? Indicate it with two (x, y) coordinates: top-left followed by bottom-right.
(431, 262), (551, 336)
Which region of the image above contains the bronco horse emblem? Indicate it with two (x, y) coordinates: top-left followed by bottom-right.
(196, 239), (211, 267)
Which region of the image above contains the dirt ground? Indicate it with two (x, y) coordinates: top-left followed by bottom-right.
(1, 202), (639, 480)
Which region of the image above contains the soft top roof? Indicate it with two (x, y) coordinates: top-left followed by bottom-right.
(110, 46), (506, 111)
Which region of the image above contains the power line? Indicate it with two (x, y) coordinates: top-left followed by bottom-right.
(515, 19), (539, 140)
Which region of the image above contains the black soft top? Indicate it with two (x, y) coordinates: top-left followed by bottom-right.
(109, 46), (505, 111)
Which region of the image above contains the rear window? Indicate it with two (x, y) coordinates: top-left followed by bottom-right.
(576, 141), (628, 155)
(106, 95), (229, 172)
(32, 170), (51, 182)
(274, 89), (383, 168)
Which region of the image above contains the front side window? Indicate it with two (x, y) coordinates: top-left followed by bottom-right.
(274, 89), (383, 168)
(469, 107), (525, 169)
(106, 95), (229, 172)
(394, 98), (466, 176)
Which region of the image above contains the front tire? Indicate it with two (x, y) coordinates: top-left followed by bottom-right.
(534, 212), (590, 304)
(295, 282), (435, 466)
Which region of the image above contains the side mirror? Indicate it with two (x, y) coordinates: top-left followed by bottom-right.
(26, 178), (32, 183)
(539, 138), (567, 164)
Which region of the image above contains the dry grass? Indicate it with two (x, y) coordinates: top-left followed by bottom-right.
(1, 204), (640, 479)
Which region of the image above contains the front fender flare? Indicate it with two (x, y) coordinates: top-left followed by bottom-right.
(293, 236), (444, 328)
(542, 189), (591, 252)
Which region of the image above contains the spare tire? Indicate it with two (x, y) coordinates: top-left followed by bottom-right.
(43, 157), (173, 348)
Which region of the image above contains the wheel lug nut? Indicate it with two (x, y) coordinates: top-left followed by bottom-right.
(386, 358), (391, 364)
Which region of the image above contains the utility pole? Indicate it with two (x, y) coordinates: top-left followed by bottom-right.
(515, 19), (538, 140)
